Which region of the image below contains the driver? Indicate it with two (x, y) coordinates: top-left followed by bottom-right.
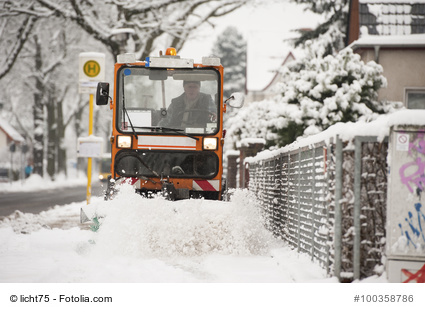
(162, 80), (216, 128)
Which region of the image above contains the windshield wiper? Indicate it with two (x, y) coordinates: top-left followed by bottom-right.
(123, 106), (138, 141)
(133, 126), (199, 141)
(122, 83), (138, 141)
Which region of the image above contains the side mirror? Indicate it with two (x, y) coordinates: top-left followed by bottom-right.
(225, 92), (244, 108)
(96, 82), (110, 105)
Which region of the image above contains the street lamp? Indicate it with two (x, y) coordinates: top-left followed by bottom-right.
(110, 28), (136, 54)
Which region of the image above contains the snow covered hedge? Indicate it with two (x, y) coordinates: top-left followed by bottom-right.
(226, 42), (403, 149)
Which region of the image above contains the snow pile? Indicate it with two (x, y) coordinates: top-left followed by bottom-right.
(0, 202), (80, 234)
(0, 185), (333, 283)
(86, 185), (278, 258)
(0, 226), (93, 283)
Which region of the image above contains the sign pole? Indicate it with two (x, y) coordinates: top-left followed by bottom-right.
(79, 52), (105, 205)
(86, 93), (94, 204)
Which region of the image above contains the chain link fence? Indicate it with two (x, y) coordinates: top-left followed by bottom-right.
(247, 136), (388, 281)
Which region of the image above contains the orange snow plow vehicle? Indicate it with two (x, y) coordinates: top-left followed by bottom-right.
(96, 48), (243, 201)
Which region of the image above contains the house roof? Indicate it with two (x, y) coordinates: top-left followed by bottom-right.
(359, 0), (425, 36)
(349, 33), (425, 49)
(261, 51), (296, 92)
(0, 116), (25, 143)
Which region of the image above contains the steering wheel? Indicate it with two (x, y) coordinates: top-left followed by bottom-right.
(176, 109), (217, 125)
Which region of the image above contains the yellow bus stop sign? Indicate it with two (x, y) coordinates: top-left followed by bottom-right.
(83, 60), (101, 78)
(79, 52), (105, 94)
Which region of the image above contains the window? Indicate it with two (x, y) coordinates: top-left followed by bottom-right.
(406, 89), (425, 109)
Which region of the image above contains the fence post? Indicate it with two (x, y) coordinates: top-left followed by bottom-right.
(238, 140), (264, 188)
(334, 136), (343, 280)
(326, 144), (331, 275)
(311, 146), (316, 260)
(273, 158), (278, 237)
(353, 137), (362, 280)
(297, 150), (301, 252)
(226, 151), (239, 189)
(277, 155), (284, 239)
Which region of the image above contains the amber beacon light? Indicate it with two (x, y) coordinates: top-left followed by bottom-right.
(165, 47), (177, 56)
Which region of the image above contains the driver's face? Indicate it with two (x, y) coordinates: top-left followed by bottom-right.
(184, 83), (200, 101)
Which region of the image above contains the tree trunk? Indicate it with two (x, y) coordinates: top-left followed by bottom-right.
(56, 92), (67, 176)
(46, 90), (56, 180)
(32, 35), (44, 177)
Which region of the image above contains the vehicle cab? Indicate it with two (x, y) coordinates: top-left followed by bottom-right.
(97, 48), (242, 200)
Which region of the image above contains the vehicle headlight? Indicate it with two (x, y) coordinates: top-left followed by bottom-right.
(203, 138), (218, 150)
(117, 135), (132, 148)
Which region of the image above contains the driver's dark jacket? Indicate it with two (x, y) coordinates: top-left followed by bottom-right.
(163, 92), (215, 127)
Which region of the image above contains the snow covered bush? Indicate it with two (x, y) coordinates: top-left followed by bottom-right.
(227, 42), (402, 149)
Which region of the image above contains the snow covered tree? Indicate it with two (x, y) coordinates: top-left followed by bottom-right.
(4, 24), (67, 178)
(227, 42), (402, 149)
(0, 11), (36, 80)
(0, 16), (99, 178)
(211, 26), (247, 97)
(291, 0), (349, 55)
(1, 0), (250, 61)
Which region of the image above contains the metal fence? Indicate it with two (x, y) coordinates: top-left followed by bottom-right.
(247, 136), (388, 281)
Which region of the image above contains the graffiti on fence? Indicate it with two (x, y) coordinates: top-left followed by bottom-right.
(408, 131), (425, 156)
(398, 203), (425, 249)
(399, 158), (425, 194)
(401, 263), (425, 283)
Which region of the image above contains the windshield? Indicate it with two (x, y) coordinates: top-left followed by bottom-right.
(117, 67), (220, 135)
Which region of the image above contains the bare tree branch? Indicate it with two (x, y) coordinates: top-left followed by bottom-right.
(1, 0), (250, 63)
(0, 15), (36, 79)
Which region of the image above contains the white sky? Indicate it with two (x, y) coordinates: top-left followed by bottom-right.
(180, 0), (323, 91)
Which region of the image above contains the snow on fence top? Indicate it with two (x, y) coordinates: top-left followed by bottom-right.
(246, 109), (425, 163)
(225, 149), (240, 157)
